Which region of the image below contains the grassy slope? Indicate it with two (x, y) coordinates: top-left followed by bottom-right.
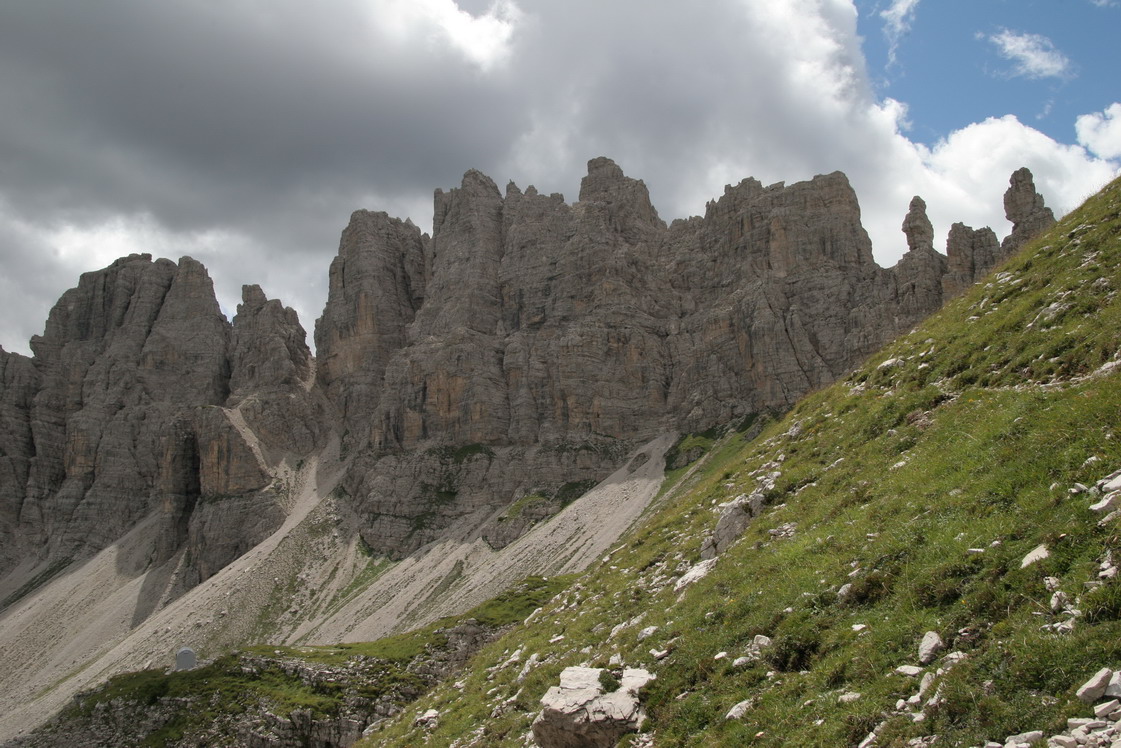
(365, 175), (1121, 747)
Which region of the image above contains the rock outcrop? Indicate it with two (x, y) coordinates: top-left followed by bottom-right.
(0, 348), (39, 575)
(1002, 166), (1056, 255)
(532, 666), (655, 748)
(892, 196), (949, 318)
(942, 223), (1002, 298)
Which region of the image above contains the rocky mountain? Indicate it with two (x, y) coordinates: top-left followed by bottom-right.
(0, 158), (1058, 745)
(314, 158), (1053, 560)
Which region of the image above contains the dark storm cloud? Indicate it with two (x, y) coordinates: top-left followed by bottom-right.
(0, 0), (524, 229)
(0, 0), (531, 351)
(0, 0), (1115, 355)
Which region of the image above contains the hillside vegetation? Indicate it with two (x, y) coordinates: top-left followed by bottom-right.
(20, 174), (1121, 747)
(361, 176), (1121, 747)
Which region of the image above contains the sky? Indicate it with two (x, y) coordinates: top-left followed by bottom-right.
(0, 0), (1118, 356)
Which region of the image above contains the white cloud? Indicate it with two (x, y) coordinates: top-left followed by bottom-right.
(372, 0), (521, 70)
(877, 115), (1118, 261)
(880, 0), (921, 65)
(1076, 103), (1121, 160)
(986, 29), (1074, 80)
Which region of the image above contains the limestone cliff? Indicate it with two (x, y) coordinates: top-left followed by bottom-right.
(0, 256), (325, 608)
(0, 160), (1055, 601)
(314, 161), (1056, 559)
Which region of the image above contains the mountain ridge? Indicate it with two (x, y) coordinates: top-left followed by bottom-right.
(0, 158), (1061, 744)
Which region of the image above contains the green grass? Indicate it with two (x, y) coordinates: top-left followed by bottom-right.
(427, 442), (497, 463)
(499, 481), (598, 523)
(498, 492), (550, 521)
(362, 177), (1121, 747)
(664, 426), (727, 470)
(317, 550), (394, 620)
(67, 655), (348, 747)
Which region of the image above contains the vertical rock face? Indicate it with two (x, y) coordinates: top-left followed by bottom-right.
(16, 254), (215, 564)
(943, 223), (1001, 298)
(230, 284), (326, 459)
(1002, 167), (1056, 255)
(940, 168), (1054, 298)
(314, 210), (426, 448)
(902, 196), (936, 254)
(315, 160), (1057, 559)
(0, 348), (39, 574)
(892, 196), (948, 319)
(0, 257), (323, 608)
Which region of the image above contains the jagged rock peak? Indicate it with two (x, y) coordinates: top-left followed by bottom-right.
(314, 208), (428, 444)
(239, 283), (269, 312)
(578, 157), (664, 232)
(1003, 167), (1056, 254)
(902, 196), (935, 253)
(1005, 167), (1050, 224)
(229, 284), (312, 398)
(439, 168), (502, 204)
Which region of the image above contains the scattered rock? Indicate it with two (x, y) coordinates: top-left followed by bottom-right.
(700, 492), (765, 559)
(1090, 493), (1119, 513)
(1076, 668), (1113, 703)
(1021, 544), (1050, 569)
(674, 559), (718, 592)
(725, 698), (756, 720)
(1003, 729), (1043, 746)
(918, 631), (944, 665)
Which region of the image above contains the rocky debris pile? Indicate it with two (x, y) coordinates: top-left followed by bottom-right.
(531, 666), (655, 748)
(731, 635), (773, 668)
(1085, 467), (1121, 525)
(856, 633), (971, 747)
(673, 558), (717, 592)
(1025, 465), (1121, 635)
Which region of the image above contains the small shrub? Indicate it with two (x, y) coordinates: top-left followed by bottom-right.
(1084, 579), (1121, 623)
(598, 669), (621, 692)
(913, 557), (983, 608)
(766, 611), (823, 672)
